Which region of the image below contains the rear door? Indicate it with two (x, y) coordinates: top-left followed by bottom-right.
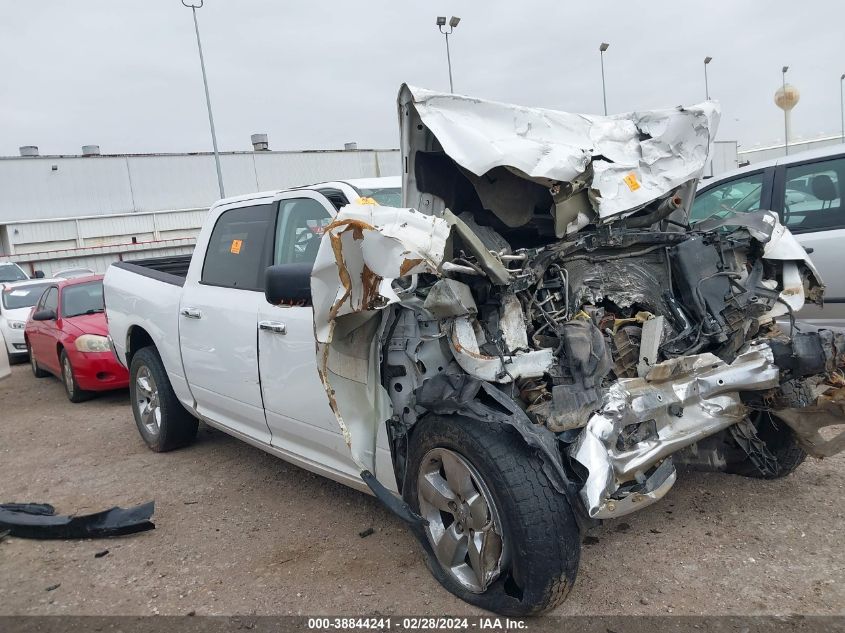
(179, 201), (276, 443)
(771, 153), (845, 323)
(256, 192), (361, 479)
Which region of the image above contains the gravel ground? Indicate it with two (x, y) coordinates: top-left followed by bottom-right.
(0, 363), (843, 616)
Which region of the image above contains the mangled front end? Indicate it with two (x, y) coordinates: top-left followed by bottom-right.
(311, 86), (845, 527)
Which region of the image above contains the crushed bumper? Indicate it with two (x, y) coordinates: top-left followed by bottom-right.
(571, 343), (780, 519)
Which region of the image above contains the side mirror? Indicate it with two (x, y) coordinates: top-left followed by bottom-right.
(33, 270), (45, 279)
(265, 263), (312, 305)
(32, 309), (56, 321)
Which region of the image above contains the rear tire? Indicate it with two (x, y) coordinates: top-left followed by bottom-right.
(727, 411), (807, 479)
(129, 346), (197, 452)
(28, 343), (49, 378)
(404, 414), (580, 616)
(60, 350), (91, 403)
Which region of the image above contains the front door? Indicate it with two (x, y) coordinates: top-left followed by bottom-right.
(179, 201), (276, 443)
(257, 192), (360, 479)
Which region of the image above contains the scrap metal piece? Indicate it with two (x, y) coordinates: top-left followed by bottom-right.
(0, 501), (155, 539)
(775, 384), (845, 458)
(399, 84), (720, 223)
(636, 316), (665, 377)
(447, 315), (554, 383)
(423, 278), (477, 319)
(571, 344), (779, 519)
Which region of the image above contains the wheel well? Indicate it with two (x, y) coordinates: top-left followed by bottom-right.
(127, 326), (155, 364)
(56, 342), (64, 362)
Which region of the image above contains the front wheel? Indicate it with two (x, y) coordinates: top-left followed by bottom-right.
(129, 346), (198, 452)
(61, 350), (91, 403)
(405, 415), (580, 616)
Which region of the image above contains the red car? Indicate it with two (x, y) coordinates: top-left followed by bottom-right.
(24, 275), (129, 402)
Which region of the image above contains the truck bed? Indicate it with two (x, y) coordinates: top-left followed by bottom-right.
(111, 254), (192, 286)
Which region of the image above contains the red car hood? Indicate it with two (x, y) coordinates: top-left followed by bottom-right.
(63, 312), (108, 336)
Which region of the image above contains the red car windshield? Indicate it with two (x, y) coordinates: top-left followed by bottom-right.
(61, 280), (105, 318)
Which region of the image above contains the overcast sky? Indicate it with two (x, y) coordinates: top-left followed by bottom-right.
(2, 0), (843, 156)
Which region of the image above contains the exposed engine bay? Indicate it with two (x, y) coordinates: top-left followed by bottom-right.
(310, 85), (845, 528)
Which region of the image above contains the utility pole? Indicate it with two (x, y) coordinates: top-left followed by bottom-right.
(182, 0), (225, 198)
(599, 43), (609, 115)
(704, 56), (712, 100)
(436, 16), (461, 93)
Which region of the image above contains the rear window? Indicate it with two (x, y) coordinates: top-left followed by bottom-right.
(61, 281), (105, 318)
(781, 156), (845, 232)
(2, 283), (51, 310)
(0, 264), (28, 283)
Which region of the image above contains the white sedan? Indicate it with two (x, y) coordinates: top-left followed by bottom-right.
(0, 279), (59, 362)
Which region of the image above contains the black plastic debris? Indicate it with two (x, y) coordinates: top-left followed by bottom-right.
(0, 501), (155, 539)
(358, 527), (374, 538)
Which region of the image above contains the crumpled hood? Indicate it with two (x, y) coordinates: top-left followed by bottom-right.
(399, 84), (720, 225)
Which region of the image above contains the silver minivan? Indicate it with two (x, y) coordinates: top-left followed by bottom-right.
(692, 144), (845, 326)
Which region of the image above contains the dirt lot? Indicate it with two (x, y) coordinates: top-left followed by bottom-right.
(0, 363), (843, 616)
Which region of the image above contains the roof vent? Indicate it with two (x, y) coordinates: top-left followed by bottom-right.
(19, 146), (39, 157)
(344, 142), (358, 151)
(251, 133), (269, 151)
(81, 145), (101, 156)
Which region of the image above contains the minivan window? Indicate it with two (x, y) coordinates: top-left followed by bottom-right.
(690, 172), (765, 222)
(782, 157), (845, 232)
(202, 204), (276, 290)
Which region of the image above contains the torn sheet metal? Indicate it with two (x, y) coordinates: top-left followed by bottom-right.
(399, 84), (720, 222)
(0, 501), (155, 539)
(311, 204), (450, 471)
(571, 344), (779, 519)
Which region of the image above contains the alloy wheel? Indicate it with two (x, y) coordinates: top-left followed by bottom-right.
(417, 447), (506, 593)
(135, 365), (161, 435)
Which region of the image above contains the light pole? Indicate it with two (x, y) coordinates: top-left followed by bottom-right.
(840, 73), (844, 143)
(599, 43), (609, 115)
(436, 16), (460, 93)
(182, 0), (225, 198)
(704, 56), (712, 100)
(782, 66), (789, 156)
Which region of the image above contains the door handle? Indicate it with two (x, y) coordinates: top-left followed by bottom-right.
(180, 307), (203, 319)
(258, 320), (286, 334)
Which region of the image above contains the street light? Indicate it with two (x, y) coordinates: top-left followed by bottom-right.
(780, 66), (791, 156)
(436, 16), (461, 93)
(599, 42), (609, 115)
(703, 56), (713, 100)
(840, 73), (844, 143)
(182, 0), (225, 198)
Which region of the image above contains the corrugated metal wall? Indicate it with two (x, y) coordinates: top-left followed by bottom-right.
(0, 149), (400, 222)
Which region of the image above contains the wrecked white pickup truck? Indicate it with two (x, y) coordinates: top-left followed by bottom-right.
(105, 86), (845, 616)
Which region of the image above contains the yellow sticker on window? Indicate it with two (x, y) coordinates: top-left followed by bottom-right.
(356, 196), (379, 206)
(230, 239), (243, 254)
(623, 172), (641, 191)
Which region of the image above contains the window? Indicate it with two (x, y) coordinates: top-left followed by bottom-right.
(0, 263), (28, 283)
(202, 204), (276, 290)
(61, 281), (104, 318)
(782, 157), (845, 232)
(358, 187), (402, 207)
(690, 172), (765, 222)
(2, 283), (52, 310)
(274, 198), (332, 265)
(41, 287), (59, 313)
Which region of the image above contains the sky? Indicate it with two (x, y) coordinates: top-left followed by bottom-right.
(1, 0), (844, 156)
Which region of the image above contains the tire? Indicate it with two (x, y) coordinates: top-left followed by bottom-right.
(28, 343), (49, 377)
(60, 349), (91, 403)
(129, 346), (198, 452)
(404, 414), (580, 616)
(727, 411), (806, 479)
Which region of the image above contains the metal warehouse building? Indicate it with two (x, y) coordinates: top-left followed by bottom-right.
(0, 142), (399, 276)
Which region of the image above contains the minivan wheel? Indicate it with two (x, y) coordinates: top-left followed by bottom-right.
(405, 415), (580, 616)
(129, 346), (198, 452)
(60, 350), (91, 403)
